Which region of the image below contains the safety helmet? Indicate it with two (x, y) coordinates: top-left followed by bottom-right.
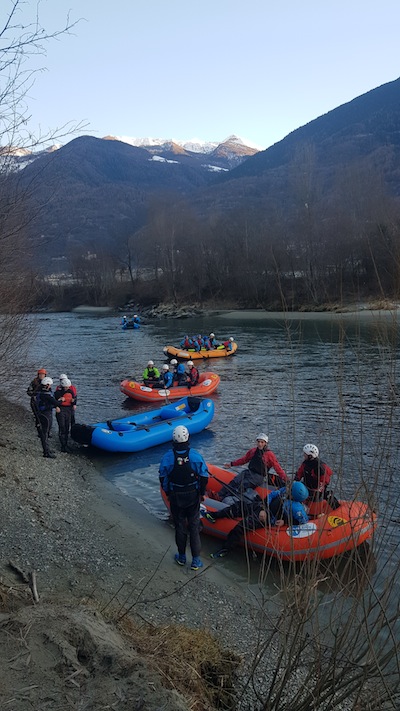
(134, 314), (137, 318)
(147, 360), (154, 366)
(187, 361), (194, 367)
(59, 373), (68, 380)
(209, 333), (215, 338)
(303, 443), (319, 459)
(256, 433), (269, 444)
(229, 337), (234, 342)
(291, 481), (309, 502)
(37, 368), (47, 375)
(162, 364), (169, 371)
(60, 378), (71, 387)
(42, 377), (53, 386)
(170, 359), (178, 366)
(173, 425), (190, 443)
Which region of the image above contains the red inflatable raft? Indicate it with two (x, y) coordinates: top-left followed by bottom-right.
(120, 372), (220, 403)
(161, 465), (376, 561)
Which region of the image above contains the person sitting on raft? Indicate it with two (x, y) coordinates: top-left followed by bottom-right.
(186, 361), (199, 387)
(143, 360), (160, 387)
(169, 359), (187, 386)
(295, 444), (333, 500)
(202, 335), (212, 350)
(208, 333), (220, 348)
(218, 433), (287, 500)
(207, 481), (309, 558)
(180, 335), (192, 349)
(160, 364), (173, 389)
(192, 335), (204, 352)
(222, 337), (235, 351)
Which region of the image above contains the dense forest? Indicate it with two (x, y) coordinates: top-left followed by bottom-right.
(34, 158), (400, 311)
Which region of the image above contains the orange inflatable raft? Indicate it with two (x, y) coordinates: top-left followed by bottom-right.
(120, 372), (220, 403)
(161, 465), (376, 561)
(163, 343), (237, 360)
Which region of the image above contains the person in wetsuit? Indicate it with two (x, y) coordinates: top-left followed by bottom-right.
(159, 425), (209, 570)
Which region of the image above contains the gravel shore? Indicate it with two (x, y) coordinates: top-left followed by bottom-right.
(0, 394), (281, 710)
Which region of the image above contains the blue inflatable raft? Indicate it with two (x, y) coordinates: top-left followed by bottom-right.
(71, 396), (214, 452)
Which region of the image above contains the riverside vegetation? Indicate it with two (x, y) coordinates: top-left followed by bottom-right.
(1, 340), (399, 711)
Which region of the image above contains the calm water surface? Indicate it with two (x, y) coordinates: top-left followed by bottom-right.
(13, 311), (400, 592)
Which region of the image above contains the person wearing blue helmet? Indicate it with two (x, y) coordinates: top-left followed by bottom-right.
(208, 481), (309, 559)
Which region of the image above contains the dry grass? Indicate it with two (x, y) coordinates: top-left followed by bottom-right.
(118, 616), (241, 710)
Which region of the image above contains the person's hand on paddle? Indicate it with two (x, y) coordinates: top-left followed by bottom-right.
(223, 462), (232, 468)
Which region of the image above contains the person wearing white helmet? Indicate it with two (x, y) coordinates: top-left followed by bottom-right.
(160, 363), (173, 389)
(186, 360), (199, 387)
(142, 360), (160, 387)
(208, 333), (220, 349)
(294, 444), (334, 501)
(54, 377), (77, 452)
(159, 425), (209, 571)
(27, 368), (49, 433)
(222, 336), (235, 351)
(56, 373), (78, 425)
(170, 359), (187, 386)
(34, 377), (61, 459)
(218, 432), (287, 500)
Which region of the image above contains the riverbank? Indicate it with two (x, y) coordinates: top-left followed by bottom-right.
(0, 394), (285, 710)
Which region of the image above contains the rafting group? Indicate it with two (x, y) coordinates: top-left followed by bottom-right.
(121, 314), (141, 329)
(69, 329), (376, 567)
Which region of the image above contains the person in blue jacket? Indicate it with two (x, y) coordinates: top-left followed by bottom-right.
(160, 364), (173, 389)
(207, 481), (309, 558)
(172, 361), (187, 386)
(159, 425), (209, 570)
(180, 335), (192, 349)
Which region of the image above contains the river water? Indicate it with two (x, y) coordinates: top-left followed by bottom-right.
(12, 310), (400, 594)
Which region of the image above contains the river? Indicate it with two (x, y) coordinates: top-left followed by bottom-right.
(11, 309), (400, 591)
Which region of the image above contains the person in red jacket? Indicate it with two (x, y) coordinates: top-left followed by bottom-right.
(186, 361), (199, 387)
(294, 443), (333, 500)
(218, 433), (287, 499)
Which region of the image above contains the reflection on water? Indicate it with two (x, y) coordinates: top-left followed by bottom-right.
(11, 311), (400, 605)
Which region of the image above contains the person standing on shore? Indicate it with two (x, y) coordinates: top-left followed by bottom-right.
(159, 425), (209, 570)
(35, 377), (60, 459)
(27, 368), (48, 434)
(58, 373), (77, 425)
(54, 377), (76, 452)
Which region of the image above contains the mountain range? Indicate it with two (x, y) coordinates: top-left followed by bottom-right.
(8, 76), (400, 271)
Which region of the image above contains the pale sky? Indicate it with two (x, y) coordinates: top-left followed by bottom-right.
(11, 0), (400, 150)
